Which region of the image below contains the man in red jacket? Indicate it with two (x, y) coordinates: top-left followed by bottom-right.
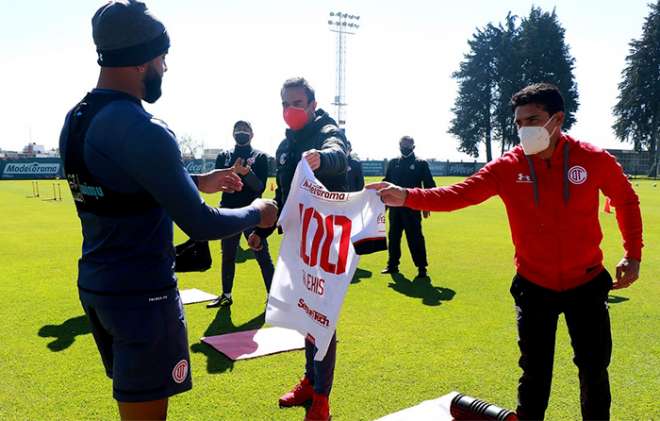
(367, 83), (642, 421)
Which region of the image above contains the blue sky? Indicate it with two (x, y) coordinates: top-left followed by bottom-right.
(0, 0), (652, 160)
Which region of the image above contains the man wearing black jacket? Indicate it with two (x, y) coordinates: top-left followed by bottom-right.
(381, 136), (436, 278)
(249, 77), (347, 421)
(207, 120), (274, 308)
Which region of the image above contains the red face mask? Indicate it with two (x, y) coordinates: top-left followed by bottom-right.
(283, 106), (309, 131)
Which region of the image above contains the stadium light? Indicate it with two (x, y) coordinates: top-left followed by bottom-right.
(327, 11), (360, 128)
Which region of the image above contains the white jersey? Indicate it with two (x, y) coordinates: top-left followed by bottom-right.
(266, 160), (386, 360)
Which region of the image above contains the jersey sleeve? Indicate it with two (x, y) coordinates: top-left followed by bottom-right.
(352, 190), (387, 255)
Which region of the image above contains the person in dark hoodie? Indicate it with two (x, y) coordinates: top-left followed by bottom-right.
(207, 120), (274, 308)
(249, 77), (347, 421)
(381, 136), (436, 278)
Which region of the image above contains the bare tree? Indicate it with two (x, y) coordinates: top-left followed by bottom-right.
(177, 134), (204, 159)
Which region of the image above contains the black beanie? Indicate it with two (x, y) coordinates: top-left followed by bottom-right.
(92, 0), (170, 67)
(233, 120), (253, 131)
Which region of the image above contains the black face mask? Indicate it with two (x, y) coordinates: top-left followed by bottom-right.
(143, 66), (163, 104)
(234, 132), (251, 145)
(400, 147), (414, 157)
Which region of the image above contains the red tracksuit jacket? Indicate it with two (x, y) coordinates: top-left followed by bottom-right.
(404, 134), (643, 291)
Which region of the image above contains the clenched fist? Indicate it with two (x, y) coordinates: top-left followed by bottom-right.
(251, 198), (278, 228)
(303, 150), (321, 171)
(247, 232), (263, 251)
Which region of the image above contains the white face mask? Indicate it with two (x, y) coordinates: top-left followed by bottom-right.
(518, 115), (557, 155)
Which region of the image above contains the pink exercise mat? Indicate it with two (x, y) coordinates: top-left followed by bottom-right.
(201, 326), (306, 361)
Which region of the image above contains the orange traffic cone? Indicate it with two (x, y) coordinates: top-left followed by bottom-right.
(603, 197), (613, 213)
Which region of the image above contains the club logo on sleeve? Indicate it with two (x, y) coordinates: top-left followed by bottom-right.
(568, 166), (587, 185)
(172, 359), (189, 384)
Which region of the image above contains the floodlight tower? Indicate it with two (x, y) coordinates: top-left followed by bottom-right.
(327, 12), (360, 129)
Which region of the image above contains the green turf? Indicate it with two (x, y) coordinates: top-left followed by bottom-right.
(0, 177), (658, 420)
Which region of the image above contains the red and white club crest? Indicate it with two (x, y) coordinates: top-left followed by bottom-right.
(568, 165), (587, 185)
(172, 359), (189, 384)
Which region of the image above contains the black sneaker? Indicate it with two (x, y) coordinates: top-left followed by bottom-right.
(207, 294), (233, 308)
(381, 266), (399, 274)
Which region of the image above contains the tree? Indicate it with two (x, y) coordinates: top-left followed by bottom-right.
(449, 7), (579, 159)
(177, 134), (204, 159)
(491, 13), (523, 154)
(516, 7), (579, 129)
(449, 24), (499, 161)
(613, 1), (660, 176)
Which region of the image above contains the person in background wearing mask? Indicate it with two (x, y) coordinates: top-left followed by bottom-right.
(250, 77), (348, 421)
(59, 2), (277, 419)
(367, 83), (643, 421)
(207, 120), (275, 308)
(381, 136), (436, 278)
(346, 142), (365, 192)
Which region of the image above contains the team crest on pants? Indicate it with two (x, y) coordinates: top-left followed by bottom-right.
(568, 166), (587, 184)
(172, 359), (188, 384)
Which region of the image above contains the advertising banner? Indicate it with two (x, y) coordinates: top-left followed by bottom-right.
(0, 159), (64, 180)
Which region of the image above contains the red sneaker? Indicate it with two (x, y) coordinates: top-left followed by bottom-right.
(279, 377), (314, 407)
(304, 392), (331, 421)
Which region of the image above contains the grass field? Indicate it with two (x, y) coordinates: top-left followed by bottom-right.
(0, 177), (658, 420)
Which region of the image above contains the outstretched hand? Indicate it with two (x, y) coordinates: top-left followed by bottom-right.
(365, 182), (408, 207)
(197, 169), (243, 194)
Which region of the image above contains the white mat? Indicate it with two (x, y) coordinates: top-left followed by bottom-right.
(375, 392), (459, 421)
(202, 326), (306, 361)
(179, 288), (217, 304)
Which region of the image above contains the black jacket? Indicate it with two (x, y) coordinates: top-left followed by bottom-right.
(383, 153), (436, 189)
(215, 144), (269, 208)
(346, 154), (365, 192)
(256, 109), (348, 238)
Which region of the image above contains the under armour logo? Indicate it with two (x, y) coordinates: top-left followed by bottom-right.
(516, 173), (533, 183)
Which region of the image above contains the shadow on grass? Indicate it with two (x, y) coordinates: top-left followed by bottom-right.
(38, 315), (91, 351)
(235, 245), (256, 263)
(351, 268), (373, 284)
(388, 273), (456, 306)
(607, 295), (630, 304)
(191, 307), (265, 374)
